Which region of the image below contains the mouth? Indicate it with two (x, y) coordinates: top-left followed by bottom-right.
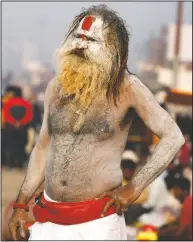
(71, 49), (85, 58)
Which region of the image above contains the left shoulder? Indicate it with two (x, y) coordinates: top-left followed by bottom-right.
(122, 71), (136, 87)
(121, 71), (154, 104)
(122, 71), (148, 94)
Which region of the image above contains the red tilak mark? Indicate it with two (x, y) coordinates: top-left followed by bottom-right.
(81, 34), (86, 41)
(81, 16), (96, 31)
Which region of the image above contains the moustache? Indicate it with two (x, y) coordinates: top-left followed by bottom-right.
(70, 48), (87, 59)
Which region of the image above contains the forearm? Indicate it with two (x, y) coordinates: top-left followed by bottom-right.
(16, 145), (47, 204)
(131, 131), (184, 191)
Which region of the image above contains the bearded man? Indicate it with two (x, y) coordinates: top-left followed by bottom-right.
(9, 5), (184, 240)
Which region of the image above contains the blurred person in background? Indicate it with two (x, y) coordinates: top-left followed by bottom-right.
(26, 92), (43, 152)
(177, 133), (192, 167)
(140, 142), (150, 165)
(2, 85), (16, 105)
(183, 166), (192, 194)
(158, 177), (192, 241)
(29, 92), (42, 133)
(2, 86), (33, 169)
(2, 85), (19, 128)
(121, 150), (150, 205)
(9, 5), (184, 241)
(138, 171), (182, 227)
(121, 150), (150, 226)
(2, 85), (18, 167)
(166, 160), (184, 179)
(121, 150), (139, 185)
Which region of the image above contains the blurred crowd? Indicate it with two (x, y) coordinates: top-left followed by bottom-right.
(1, 83), (192, 240)
(121, 137), (192, 240)
(1, 85), (42, 169)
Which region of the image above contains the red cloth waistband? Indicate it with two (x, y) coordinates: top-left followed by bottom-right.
(33, 192), (115, 225)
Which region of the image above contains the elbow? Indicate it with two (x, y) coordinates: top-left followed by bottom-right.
(178, 133), (185, 147)
(174, 126), (185, 149)
(163, 125), (185, 150)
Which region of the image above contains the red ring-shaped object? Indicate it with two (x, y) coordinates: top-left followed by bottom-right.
(3, 97), (33, 126)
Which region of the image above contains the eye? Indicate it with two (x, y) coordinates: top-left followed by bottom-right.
(74, 33), (82, 39)
(73, 33), (96, 42)
(87, 36), (96, 42)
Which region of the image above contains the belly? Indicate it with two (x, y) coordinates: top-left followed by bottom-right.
(44, 134), (125, 202)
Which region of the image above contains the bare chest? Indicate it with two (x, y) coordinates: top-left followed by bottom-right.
(49, 101), (111, 139)
(48, 97), (134, 140)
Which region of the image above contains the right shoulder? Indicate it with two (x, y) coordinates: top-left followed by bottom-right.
(46, 78), (57, 92)
(45, 78), (57, 102)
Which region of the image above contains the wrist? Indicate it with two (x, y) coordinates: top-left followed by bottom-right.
(13, 203), (29, 212)
(130, 178), (144, 194)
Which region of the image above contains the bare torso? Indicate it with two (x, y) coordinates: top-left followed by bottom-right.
(44, 79), (135, 202)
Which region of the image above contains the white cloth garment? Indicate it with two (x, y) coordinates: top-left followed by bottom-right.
(29, 190), (127, 240)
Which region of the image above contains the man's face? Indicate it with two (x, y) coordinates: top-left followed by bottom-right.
(56, 15), (117, 116)
(121, 167), (135, 181)
(61, 15), (114, 64)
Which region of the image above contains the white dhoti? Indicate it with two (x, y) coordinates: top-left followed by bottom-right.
(29, 191), (127, 240)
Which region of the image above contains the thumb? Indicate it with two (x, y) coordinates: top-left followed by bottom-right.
(96, 191), (112, 200)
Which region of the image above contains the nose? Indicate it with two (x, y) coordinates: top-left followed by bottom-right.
(77, 40), (88, 49)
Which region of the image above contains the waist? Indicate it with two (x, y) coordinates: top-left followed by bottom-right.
(33, 190), (116, 225)
(44, 176), (122, 201)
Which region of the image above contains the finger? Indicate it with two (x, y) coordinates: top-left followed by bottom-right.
(122, 203), (129, 210)
(115, 203), (122, 216)
(19, 221), (27, 239)
(121, 207), (128, 213)
(121, 203), (129, 212)
(97, 191), (113, 200)
(101, 198), (115, 217)
(10, 225), (18, 241)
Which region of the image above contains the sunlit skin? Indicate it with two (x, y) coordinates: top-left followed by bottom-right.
(9, 13), (184, 241)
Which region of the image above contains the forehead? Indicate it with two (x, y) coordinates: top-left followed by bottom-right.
(76, 15), (105, 37)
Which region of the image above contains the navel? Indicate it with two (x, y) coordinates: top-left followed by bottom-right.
(61, 180), (68, 186)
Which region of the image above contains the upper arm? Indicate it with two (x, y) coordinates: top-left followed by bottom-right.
(36, 79), (55, 149)
(126, 76), (182, 139)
